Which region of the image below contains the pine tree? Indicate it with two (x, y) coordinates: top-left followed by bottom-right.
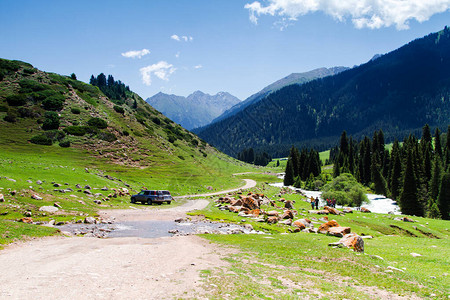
(284, 159), (295, 186)
(389, 142), (402, 200)
(429, 156), (442, 201)
(437, 172), (450, 220)
(422, 124), (432, 144)
(434, 128), (442, 158)
(445, 125), (450, 169)
(372, 153), (387, 195)
(399, 150), (423, 216)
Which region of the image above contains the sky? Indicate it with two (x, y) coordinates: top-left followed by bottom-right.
(1, 0), (450, 100)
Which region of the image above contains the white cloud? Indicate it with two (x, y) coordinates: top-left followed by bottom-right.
(194, 65), (203, 69)
(171, 34), (193, 42)
(171, 34), (180, 41)
(139, 61), (176, 86)
(245, 0), (450, 30)
(121, 49), (150, 59)
(175, 52), (180, 58)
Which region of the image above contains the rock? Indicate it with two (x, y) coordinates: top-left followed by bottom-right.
(101, 187), (109, 191)
(266, 210), (279, 217)
(343, 208), (353, 213)
(94, 193), (103, 197)
(402, 217), (415, 222)
(36, 180), (43, 185)
(387, 266), (404, 273)
(327, 226), (351, 237)
(248, 209), (261, 217)
(328, 233), (364, 252)
(26, 180), (32, 183)
(242, 196), (259, 210)
(84, 185), (91, 189)
(267, 216), (279, 224)
(84, 217), (96, 224)
(410, 253), (422, 257)
(280, 210), (294, 219)
(19, 217), (33, 223)
(93, 200), (102, 204)
(48, 220), (56, 226)
(228, 206), (240, 213)
(83, 189), (92, 195)
(279, 219), (292, 225)
(324, 206), (342, 215)
(39, 206), (59, 213)
(361, 207), (371, 213)
(31, 194), (43, 200)
(168, 229), (179, 234)
(174, 218), (184, 223)
(318, 220), (340, 234)
(230, 199), (243, 206)
(78, 200), (86, 205)
(319, 216), (329, 222)
(308, 210), (329, 215)
(292, 221), (306, 230)
(244, 224), (254, 231)
(0, 194), (4, 202)
(7, 178), (16, 182)
(24, 211), (32, 217)
(55, 221), (66, 226)
(293, 218), (312, 228)
(53, 183), (62, 187)
(54, 202), (62, 209)
(302, 228), (316, 233)
(75, 184), (82, 189)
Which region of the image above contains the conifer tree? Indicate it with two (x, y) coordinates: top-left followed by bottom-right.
(434, 128), (442, 158)
(399, 150), (423, 216)
(284, 159), (295, 186)
(445, 125), (450, 169)
(437, 172), (450, 220)
(429, 156), (442, 201)
(389, 141), (402, 200)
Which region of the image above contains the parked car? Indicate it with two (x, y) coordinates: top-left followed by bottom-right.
(130, 190), (172, 205)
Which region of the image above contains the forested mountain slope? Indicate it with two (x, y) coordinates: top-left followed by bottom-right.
(197, 27), (450, 157)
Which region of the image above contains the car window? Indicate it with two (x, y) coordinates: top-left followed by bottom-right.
(138, 191), (144, 195)
(144, 191), (150, 195)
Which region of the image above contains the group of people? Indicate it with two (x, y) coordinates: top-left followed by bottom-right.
(309, 196), (337, 209)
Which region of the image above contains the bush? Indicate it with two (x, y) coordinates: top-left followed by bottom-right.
(321, 173), (368, 207)
(152, 117), (161, 125)
(97, 131), (117, 142)
(3, 113), (17, 123)
(63, 126), (87, 136)
(123, 130), (129, 136)
(44, 130), (65, 141)
(30, 134), (52, 145)
(0, 105), (8, 112)
(18, 107), (38, 118)
(113, 105), (125, 114)
(59, 140), (71, 148)
(71, 107), (81, 114)
(42, 95), (65, 111)
(87, 117), (107, 129)
(6, 94), (27, 106)
(42, 111), (60, 130)
(18, 79), (49, 92)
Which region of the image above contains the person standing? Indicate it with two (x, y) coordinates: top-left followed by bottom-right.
(314, 197), (319, 209)
(310, 197), (315, 209)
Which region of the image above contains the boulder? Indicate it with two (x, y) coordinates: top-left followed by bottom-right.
(292, 221), (306, 230)
(36, 180), (43, 185)
(293, 218), (312, 228)
(343, 208), (353, 213)
(279, 219), (292, 225)
(39, 206), (59, 213)
(84, 217), (96, 224)
(318, 220), (340, 234)
(75, 184), (82, 189)
(280, 210), (294, 219)
(83, 189), (92, 195)
(402, 217), (415, 222)
(242, 196), (259, 210)
(54, 202), (62, 209)
(84, 185), (91, 189)
(319, 216), (329, 222)
(93, 200), (102, 204)
(53, 183), (62, 187)
(231, 199), (243, 206)
(328, 233), (364, 252)
(24, 211), (32, 217)
(10, 190), (17, 196)
(228, 206), (240, 213)
(248, 209), (261, 217)
(327, 226), (351, 237)
(19, 217), (33, 223)
(308, 210), (329, 215)
(361, 207), (371, 213)
(0, 194), (4, 202)
(101, 187), (109, 191)
(324, 206), (342, 215)
(266, 210), (279, 217)
(267, 216), (279, 224)
(284, 200), (294, 209)
(31, 194), (43, 200)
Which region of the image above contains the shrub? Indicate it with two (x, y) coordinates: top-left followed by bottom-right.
(44, 130), (65, 141)
(18, 79), (49, 92)
(42, 95), (65, 111)
(152, 117), (161, 125)
(30, 134), (52, 145)
(123, 130), (129, 136)
(3, 113), (17, 123)
(42, 111), (60, 130)
(59, 140), (71, 148)
(18, 107), (38, 118)
(71, 107), (81, 114)
(23, 68), (36, 75)
(168, 134), (176, 143)
(6, 94), (27, 106)
(63, 126), (87, 136)
(321, 173), (368, 207)
(113, 105), (125, 114)
(0, 105), (8, 112)
(97, 131), (117, 142)
(87, 117), (107, 129)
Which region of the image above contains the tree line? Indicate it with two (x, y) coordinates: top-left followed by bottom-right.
(90, 73), (130, 104)
(331, 125), (449, 219)
(237, 147), (271, 166)
(283, 147), (322, 188)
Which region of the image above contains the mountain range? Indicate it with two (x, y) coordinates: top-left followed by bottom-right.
(146, 91), (240, 130)
(196, 27), (450, 158)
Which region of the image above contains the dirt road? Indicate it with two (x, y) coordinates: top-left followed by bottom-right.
(0, 179), (256, 299)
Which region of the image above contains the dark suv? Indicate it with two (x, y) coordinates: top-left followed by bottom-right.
(130, 190), (172, 205)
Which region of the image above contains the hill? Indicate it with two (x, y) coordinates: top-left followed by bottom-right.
(208, 66), (348, 125)
(196, 27), (450, 157)
(146, 91), (240, 130)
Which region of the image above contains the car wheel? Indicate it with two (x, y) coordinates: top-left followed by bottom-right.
(166, 201), (171, 205)
(147, 200), (152, 205)
(131, 198), (135, 203)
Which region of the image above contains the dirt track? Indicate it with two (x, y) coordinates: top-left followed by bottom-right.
(0, 179), (256, 299)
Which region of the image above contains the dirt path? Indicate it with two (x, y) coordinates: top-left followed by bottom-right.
(0, 179), (256, 299)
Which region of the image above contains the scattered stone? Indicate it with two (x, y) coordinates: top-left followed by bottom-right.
(402, 217), (415, 222)
(319, 216), (329, 222)
(54, 202), (62, 209)
(292, 221), (306, 230)
(361, 207), (371, 213)
(101, 187), (109, 191)
(328, 233), (364, 252)
(308, 210), (329, 215)
(83, 189), (92, 195)
(31, 194), (43, 200)
(24, 211), (32, 217)
(10, 190), (17, 196)
(318, 220), (340, 234)
(168, 229), (179, 234)
(55, 221), (66, 226)
(279, 219), (292, 225)
(48, 220), (56, 226)
(84, 185), (91, 189)
(244, 224), (254, 231)
(174, 218), (184, 223)
(19, 217), (33, 223)
(93, 200), (102, 204)
(53, 183), (62, 187)
(280, 210), (294, 219)
(26, 180), (32, 183)
(7, 178), (16, 182)
(206, 186), (213, 190)
(343, 207), (353, 213)
(327, 226), (351, 237)
(0, 194), (4, 202)
(387, 266), (404, 273)
(267, 216), (279, 224)
(39, 206), (59, 213)
(284, 200), (294, 209)
(324, 206), (342, 215)
(410, 253), (422, 257)
(94, 193), (103, 197)
(77, 200), (86, 205)
(266, 210), (279, 217)
(84, 217), (96, 224)
(75, 184), (82, 189)
(36, 180), (43, 185)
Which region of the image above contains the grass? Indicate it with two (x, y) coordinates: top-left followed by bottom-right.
(189, 183), (450, 299)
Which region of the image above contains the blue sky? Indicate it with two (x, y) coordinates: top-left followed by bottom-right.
(1, 0), (450, 100)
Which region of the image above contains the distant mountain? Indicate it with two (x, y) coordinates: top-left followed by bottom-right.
(210, 67), (348, 124)
(147, 91), (240, 130)
(196, 27), (450, 158)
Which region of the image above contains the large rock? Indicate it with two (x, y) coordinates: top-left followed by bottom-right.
(343, 208), (353, 213)
(31, 194), (43, 200)
(292, 220), (306, 230)
(267, 216), (279, 224)
(248, 209), (261, 217)
(230, 199), (243, 206)
(242, 196), (259, 210)
(318, 220), (340, 234)
(0, 194), (4, 202)
(39, 206), (59, 213)
(228, 206), (240, 213)
(328, 233), (364, 252)
(308, 210), (329, 215)
(84, 217), (96, 224)
(280, 210), (294, 219)
(293, 218), (312, 228)
(284, 200), (294, 209)
(324, 206), (342, 215)
(327, 226), (351, 237)
(361, 207), (371, 213)
(266, 210), (279, 217)
(19, 217), (33, 223)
